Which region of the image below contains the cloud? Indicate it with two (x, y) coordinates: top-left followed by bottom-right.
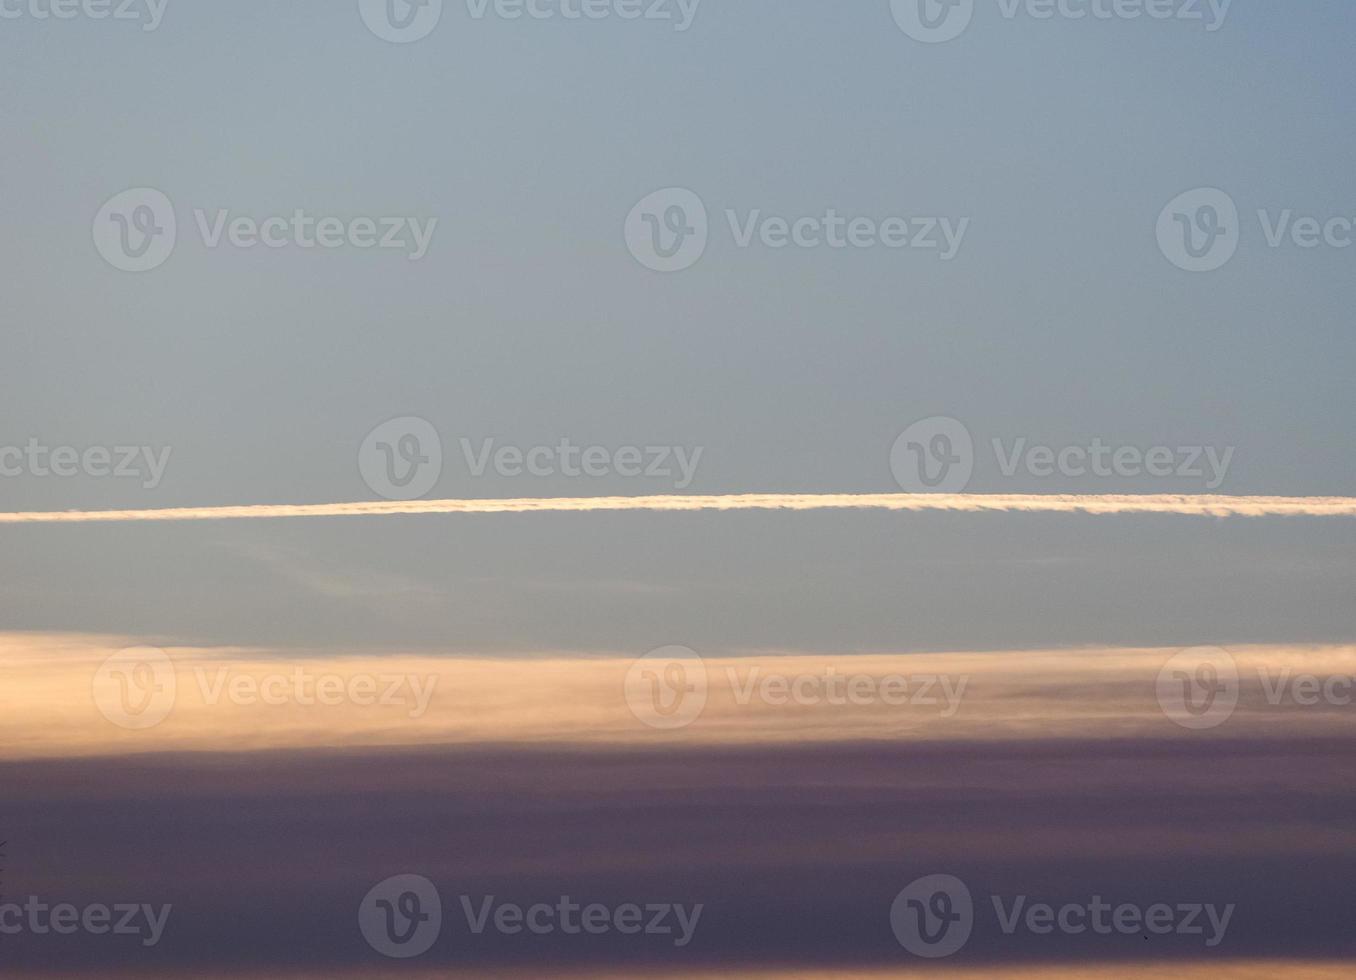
(6, 634), (1355, 975)
(2, 493), (1356, 525)
(4, 635), (1353, 761)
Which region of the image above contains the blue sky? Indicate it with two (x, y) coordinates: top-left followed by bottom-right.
(2, 0), (1354, 652)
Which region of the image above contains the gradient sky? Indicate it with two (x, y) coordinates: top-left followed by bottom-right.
(3, 1), (1355, 655)
(3, 7), (1356, 974)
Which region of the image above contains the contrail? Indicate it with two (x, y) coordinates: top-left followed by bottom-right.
(2, 493), (1355, 524)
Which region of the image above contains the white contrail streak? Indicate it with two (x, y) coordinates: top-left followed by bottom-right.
(1, 493), (1355, 524)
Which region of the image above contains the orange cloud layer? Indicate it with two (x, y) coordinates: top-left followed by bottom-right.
(2, 633), (1352, 761)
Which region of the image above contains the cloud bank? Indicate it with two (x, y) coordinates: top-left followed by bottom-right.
(4, 634), (1353, 761)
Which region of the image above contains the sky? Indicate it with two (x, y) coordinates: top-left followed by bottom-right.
(1, 2), (1355, 654)
(2, 1), (1355, 976)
